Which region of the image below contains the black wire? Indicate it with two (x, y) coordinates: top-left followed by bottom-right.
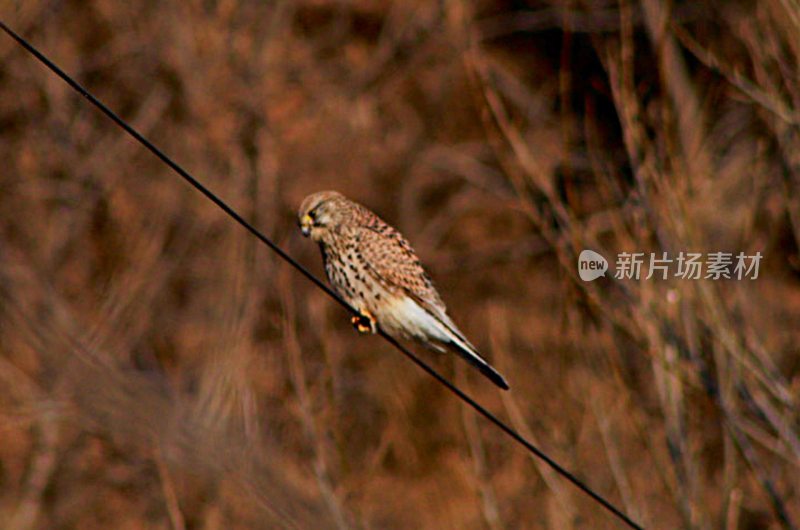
(0, 20), (643, 530)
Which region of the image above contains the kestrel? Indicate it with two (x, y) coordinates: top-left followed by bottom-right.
(298, 190), (509, 390)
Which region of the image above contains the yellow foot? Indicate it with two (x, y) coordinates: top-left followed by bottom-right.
(351, 310), (376, 335)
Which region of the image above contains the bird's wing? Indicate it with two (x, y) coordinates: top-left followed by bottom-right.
(355, 219), (510, 390)
(354, 221), (469, 340)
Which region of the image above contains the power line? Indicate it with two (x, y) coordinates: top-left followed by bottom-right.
(0, 20), (643, 530)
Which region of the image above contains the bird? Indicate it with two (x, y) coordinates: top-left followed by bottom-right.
(297, 190), (509, 390)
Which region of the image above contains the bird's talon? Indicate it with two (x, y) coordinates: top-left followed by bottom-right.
(351, 312), (376, 335)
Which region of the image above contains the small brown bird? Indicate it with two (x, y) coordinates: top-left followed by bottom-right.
(298, 190), (509, 390)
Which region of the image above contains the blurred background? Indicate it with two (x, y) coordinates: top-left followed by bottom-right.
(1, 1), (799, 528)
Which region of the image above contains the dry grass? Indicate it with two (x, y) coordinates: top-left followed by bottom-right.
(1, 0), (799, 528)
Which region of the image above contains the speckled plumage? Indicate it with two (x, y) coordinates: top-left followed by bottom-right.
(298, 191), (509, 390)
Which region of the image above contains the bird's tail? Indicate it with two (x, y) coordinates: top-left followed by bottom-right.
(413, 299), (510, 390)
(444, 333), (510, 391)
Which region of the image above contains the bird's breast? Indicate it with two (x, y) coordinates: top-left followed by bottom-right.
(323, 243), (378, 309)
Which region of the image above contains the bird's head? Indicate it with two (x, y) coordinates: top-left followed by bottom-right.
(298, 190), (347, 243)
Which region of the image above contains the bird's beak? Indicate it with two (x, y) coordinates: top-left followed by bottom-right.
(300, 214), (312, 237)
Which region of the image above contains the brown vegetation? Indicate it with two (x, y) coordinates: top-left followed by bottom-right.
(1, 1), (799, 528)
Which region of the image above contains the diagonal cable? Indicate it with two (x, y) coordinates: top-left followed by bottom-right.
(0, 20), (643, 530)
